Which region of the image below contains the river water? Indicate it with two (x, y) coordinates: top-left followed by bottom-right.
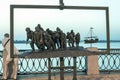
(0, 41), (120, 51)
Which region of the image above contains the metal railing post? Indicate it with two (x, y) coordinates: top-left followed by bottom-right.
(73, 57), (77, 80)
(48, 58), (51, 80)
(60, 57), (64, 80)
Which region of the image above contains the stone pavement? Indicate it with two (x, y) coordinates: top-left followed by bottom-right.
(1, 74), (119, 80)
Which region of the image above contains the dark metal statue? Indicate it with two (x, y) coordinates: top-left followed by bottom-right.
(67, 32), (74, 47)
(75, 33), (80, 47)
(56, 27), (63, 48)
(59, 32), (66, 49)
(25, 27), (35, 51)
(46, 28), (58, 49)
(43, 31), (55, 50)
(34, 26), (44, 50)
(37, 24), (44, 32)
(25, 25), (81, 51)
(52, 31), (60, 49)
(70, 29), (75, 38)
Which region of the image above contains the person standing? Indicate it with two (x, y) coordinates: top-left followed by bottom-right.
(2, 33), (19, 80)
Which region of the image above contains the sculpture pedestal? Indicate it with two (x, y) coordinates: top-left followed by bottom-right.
(87, 47), (99, 75)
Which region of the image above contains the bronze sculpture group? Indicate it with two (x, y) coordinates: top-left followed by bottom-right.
(25, 24), (80, 51)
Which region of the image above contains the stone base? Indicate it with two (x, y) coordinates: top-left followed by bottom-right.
(87, 47), (99, 75)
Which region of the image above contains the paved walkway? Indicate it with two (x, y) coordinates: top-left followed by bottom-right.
(1, 74), (120, 80)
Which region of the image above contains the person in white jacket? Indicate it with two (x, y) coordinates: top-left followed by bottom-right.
(2, 33), (19, 80)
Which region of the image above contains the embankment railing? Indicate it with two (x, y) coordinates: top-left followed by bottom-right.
(0, 48), (120, 75)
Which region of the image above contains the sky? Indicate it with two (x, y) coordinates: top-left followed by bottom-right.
(0, 0), (120, 41)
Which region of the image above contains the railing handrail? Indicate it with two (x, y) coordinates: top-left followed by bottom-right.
(0, 48), (120, 58)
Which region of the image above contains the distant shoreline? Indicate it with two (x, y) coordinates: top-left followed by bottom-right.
(0, 40), (120, 44)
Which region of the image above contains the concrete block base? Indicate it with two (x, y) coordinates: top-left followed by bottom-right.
(87, 47), (99, 75)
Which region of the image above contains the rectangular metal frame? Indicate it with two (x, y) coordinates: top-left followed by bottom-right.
(10, 5), (110, 57)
